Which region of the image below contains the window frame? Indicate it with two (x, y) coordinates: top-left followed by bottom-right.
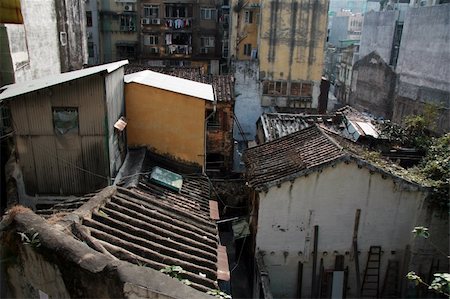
(144, 34), (159, 46)
(201, 36), (215, 48)
(201, 8), (217, 20)
(244, 10), (253, 23)
(143, 4), (159, 18)
(52, 107), (79, 135)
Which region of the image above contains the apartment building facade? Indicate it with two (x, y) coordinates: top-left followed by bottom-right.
(94, 0), (225, 73)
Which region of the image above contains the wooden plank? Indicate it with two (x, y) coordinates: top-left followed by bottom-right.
(311, 225), (319, 298)
(297, 262), (303, 298)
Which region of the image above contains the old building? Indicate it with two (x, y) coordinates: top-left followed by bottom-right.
(0, 150), (230, 297)
(244, 125), (448, 298)
(328, 11), (363, 48)
(393, 4), (450, 132)
(258, 1), (329, 110)
(126, 65), (235, 172)
(85, 0), (101, 65)
(354, 4), (450, 133)
(99, 0), (139, 62)
(335, 43), (359, 104)
(124, 70), (214, 170)
(0, 61), (128, 199)
(0, 0), (88, 86)
(351, 51), (396, 118)
(229, 0), (260, 60)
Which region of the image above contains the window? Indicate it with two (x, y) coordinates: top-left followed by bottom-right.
(144, 5), (159, 18)
(144, 34), (159, 46)
(53, 108), (79, 135)
(201, 8), (217, 20)
(244, 10), (253, 23)
(201, 36), (215, 47)
(86, 11), (92, 27)
(120, 15), (135, 31)
(262, 81), (288, 96)
(243, 44), (251, 56)
(165, 5), (187, 18)
(290, 82), (312, 97)
(88, 42), (94, 58)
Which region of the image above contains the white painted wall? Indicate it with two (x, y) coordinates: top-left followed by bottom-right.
(5, 0), (61, 82)
(255, 161), (426, 298)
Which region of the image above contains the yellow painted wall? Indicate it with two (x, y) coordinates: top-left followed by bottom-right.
(232, 0), (260, 60)
(125, 82), (206, 167)
(258, 0), (329, 81)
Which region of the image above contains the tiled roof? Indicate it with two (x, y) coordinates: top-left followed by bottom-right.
(80, 180), (221, 292)
(245, 125), (345, 190)
(125, 65), (234, 102)
(39, 174), (226, 293)
(245, 125), (427, 191)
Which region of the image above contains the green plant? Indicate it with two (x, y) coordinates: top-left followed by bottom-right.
(406, 227), (450, 297)
(160, 265), (191, 286)
(207, 289), (232, 299)
(17, 231), (41, 248)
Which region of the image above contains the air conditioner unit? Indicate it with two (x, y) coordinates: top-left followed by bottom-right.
(124, 4), (133, 11)
(150, 47), (160, 54)
(141, 18), (150, 25)
(200, 47), (209, 54)
(151, 18), (160, 25)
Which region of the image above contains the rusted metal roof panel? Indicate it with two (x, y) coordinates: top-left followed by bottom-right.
(0, 60), (128, 100)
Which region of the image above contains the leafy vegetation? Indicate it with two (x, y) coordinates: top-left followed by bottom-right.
(407, 227), (450, 297)
(207, 289), (232, 299)
(377, 104), (449, 208)
(17, 231), (41, 248)
(160, 265), (191, 286)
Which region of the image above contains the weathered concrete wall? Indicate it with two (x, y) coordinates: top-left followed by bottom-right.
(359, 10), (398, 64)
(232, 60), (263, 142)
(351, 52), (396, 118)
(3, 0), (61, 83)
(54, 0), (88, 72)
(393, 4), (450, 132)
(255, 161), (433, 298)
(258, 0), (328, 82)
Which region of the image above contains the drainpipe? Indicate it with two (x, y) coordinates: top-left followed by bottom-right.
(204, 89), (217, 174)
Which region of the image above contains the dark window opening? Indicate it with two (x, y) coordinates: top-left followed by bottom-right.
(53, 107), (79, 135)
(243, 44), (252, 56)
(86, 11), (93, 27)
(166, 5), (188, 18)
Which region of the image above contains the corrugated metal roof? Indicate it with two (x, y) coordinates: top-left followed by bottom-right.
(0, 60), (129, 101)
(124, 70), (214, 102)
